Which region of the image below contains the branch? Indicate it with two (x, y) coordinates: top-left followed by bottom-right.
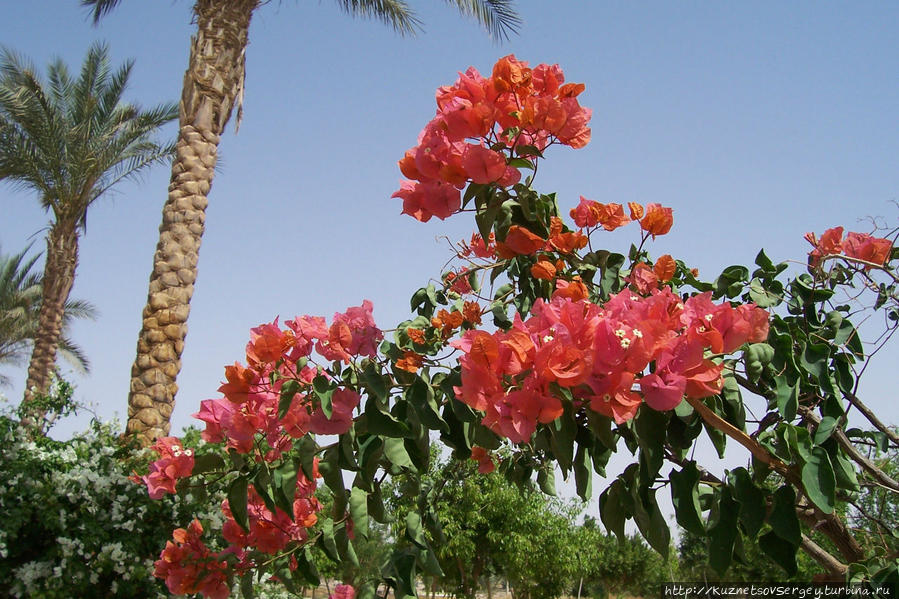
(796, 498), (866, 564)
(841, 390), (899, 448)
(800, 534), (848, 578)
(798, 406), (899, 493)
(685, 396), (795, 482)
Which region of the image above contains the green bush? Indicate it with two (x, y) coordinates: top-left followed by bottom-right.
(0, 382), (220, 598)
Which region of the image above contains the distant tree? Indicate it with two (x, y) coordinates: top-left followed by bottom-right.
(0, 43), (176, 416)
(0, 244), (96, 387)
(82, 0), (521, 444)
(384, 450), (583, 599)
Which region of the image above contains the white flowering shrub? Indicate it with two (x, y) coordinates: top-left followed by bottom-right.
(0, 382), (223, 598)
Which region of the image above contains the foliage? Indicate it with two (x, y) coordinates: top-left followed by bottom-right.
(0, 243), (97, 387)
(0, 383), (223, 598)
(384, 449), (586, 599)
(134, 55), (899, 598)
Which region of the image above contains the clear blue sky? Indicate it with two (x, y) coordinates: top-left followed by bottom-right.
(2, 3), (897, 481)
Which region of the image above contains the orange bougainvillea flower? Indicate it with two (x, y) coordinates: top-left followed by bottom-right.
(218, 362), (257, 404)
(531, 258), (557, 280)
(640, 203), (673, 237)
(470, 446), (496, 474)
(843, 232), (892, 267)
(552, 277), (589, 301)
(496, 225), (546, 258)
(407, 328), (427, 345)
(462, 301), (483, 325)
(432, 309), (465, 338)
(653, 254), (676, 282)
(596, 203), (631, 232)
(396, 350), (424, 373)
(627, 202), (644, 220)
(491, 54), (532, 93)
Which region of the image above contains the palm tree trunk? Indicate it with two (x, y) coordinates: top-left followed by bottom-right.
(126, 0), (258, 444)
(22, 221), (79, 411)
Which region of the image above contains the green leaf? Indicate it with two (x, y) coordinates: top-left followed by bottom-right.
(669, 462), (705, 536)
(349, 486), (369, 537)
(599, 480), (627, 541)
(800, 342), (831, 382)
(728, 467), (766, 537)
(293, 548), (321, 586)
(273, 459), (299, 516)
(768, 485), (801, 546)
(364, 399), (411, 438)
(708, 487), (740, 574)
(278, 378), (301, 419)
(774, 374), (798, 421)
(802, 447), (836, 514)
(361, 362), (389, 401)
(831, 447), (860, 491)
(749, 277), (784, 307)
(297, 435), (318, 482)
(313, 375), (334, 418)
(814, 416), (839, 445)
(384, 437), (416, 471)
(240, 574), (255, 598)
(405, 512), (428, 549)
(318, 518), (341, 562)
(228, 476), (249, 533)
(758, 530), (799, 576)
(537, 467), (557, 496)
(191, 452), (226, 475)
(573, 443), (593, 501)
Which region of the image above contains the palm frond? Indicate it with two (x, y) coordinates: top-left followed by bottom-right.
(333, 0), (423, 37)
(443, 0), (521, 42)
(80, 0), (125, 24)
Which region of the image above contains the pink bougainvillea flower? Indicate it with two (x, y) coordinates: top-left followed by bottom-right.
(309, 388), (361, 435)
(141, 437), (195, 499)
(842, 231), (892, 267)
(393, 179), (462, 223)
(570, 196), (603, 228)
(331, 584), (357, 599)
(462, 143), (507, 184)
(805, 226), (843, 267)
(470, 446), (496, 474)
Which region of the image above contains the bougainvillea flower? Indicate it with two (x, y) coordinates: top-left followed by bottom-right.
(462, 143), (508, 184)
(639, 371), (687, 411)
(627, 263), (659, 295)
(552, 278), (589, 301)
(531, 258), (557, 280)
(595, 202), (631, 232)
(653, 255), (676, 282)
(396, 350), (424, 373)
(331, 584), (357, 599)
(394, 179), (462, 223)
(491, 54), (532, 93)
(462, 301), (483, 325)
(570, 196), (603, 228)
(497, 226), (546, 257)
(309, 388), (361, 435)
(628, 202), (645, 220)
(218, 362), (258, 404)
(470, 446), (496, 474)
(805, 226), (844, 267)
(141, 437), (195, 499)
(155, 520), (230, 599)
(640, 203), (674, 237)
(842, 232), (892, 267)
(246, 318), (291, 366)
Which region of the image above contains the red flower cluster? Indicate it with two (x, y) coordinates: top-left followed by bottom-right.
(190, 302), (380, 457)
(154, 520), (230, 599)
(394, 55), (592, 222)
(805, 226), (892, 268)
(452, 290), (768, 442)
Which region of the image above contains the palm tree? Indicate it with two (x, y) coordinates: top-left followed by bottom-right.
(0, 44), (178, 416)
(82, 0), (521, 444)
(0, 244), (97, 388)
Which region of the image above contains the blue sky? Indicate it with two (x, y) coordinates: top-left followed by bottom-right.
(2, 2), (897, 492)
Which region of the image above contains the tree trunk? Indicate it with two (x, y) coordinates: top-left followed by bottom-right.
(22, 221), (79, 413)
(126, 0), (258, 444)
